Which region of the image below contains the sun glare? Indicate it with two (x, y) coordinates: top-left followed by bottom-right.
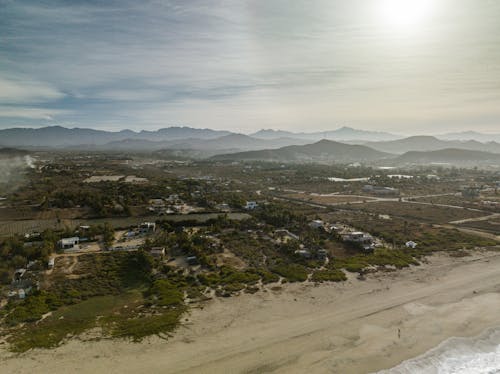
(379, 0), (434, 29)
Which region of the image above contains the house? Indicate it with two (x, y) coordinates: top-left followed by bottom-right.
(149, 198), (166, 211)
(405, 241), (418, 249)
(57, 237), (80, 250)
(342, 231), (374, 251)
(343, 231), (372, 243)
(295, 249), (312, 259)
(13, 268), (27, 281)
(245, 201), (258, 210)
(462, 186), (481, 199)
(317, 249), (328, 260)
(150, 247), (166, 258)
(18, 289), (26, 299)
(216, 203), (230, 212)
(139, 222), (156, 233)
(309, 220), (324, 229)
(274, 229), (299, 242)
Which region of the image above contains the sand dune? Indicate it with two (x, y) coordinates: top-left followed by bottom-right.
(2, 251), (500, 374)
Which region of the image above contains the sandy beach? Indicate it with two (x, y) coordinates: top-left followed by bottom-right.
(2, 250), (500, 374)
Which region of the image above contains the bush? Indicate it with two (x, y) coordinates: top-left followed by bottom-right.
(311, 269), (346, 283)
(270, 263), (308, 282)
(148, 280), (184, 307)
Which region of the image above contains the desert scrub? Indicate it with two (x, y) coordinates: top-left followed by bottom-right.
(311, 269), (347, 283)
(270, 263), (308, 282)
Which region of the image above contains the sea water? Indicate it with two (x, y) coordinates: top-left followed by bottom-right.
(376, 327), (500, 374)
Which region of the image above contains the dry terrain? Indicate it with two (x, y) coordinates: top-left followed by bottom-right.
(2, 250), (500, 373)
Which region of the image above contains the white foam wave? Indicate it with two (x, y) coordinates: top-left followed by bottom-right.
(376, 327), (500, 374)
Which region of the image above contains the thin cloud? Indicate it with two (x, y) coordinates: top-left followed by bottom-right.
(0, 77), (65, 104)
(0, 0), (499, 133)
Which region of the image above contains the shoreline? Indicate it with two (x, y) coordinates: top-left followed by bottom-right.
(2, 250), (500, 373)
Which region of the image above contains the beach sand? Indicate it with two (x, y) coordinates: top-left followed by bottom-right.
(2, 251), (500, 374)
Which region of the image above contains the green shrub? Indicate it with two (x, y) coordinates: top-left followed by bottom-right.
(311, 269), (346, 283)
(270, 263), (308, 282)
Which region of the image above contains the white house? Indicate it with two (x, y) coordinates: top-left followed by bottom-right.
(309, 220), (324, 229)
(150, 247), (166, 258)
(405, 241), (418, 249)
(58, 237), (80, 250)
(139, 222), (156, 233)
(245, 201), (258, 210)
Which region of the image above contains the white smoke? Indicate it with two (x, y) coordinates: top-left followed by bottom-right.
(0, 155), (35, 190)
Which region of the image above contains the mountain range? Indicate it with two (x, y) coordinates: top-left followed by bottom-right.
(365, 136), (500, 154)
(250, 127), (400, 142)
(212, 139), (391, 163)
(396, 148), (500, 164)
(0, 126), (232, 148)
(1, 126), (500, 166)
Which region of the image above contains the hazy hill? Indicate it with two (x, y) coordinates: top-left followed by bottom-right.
(0, 126), (232, 148)
(99, 134), (310, 153)
(366, 136), (500, 154)
(439, 131), (500, 143)
(250, 126), (400, 142)
(212, 139), (391, 163)
(397, 148), (500, 164)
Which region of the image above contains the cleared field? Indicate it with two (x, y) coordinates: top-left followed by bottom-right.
(339, 201), (486, 224)
(283, 193), (376, 205)
(0, 213), (250, 236)
(459, 220), (500, 235)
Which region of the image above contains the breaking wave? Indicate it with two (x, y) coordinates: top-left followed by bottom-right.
(376, 327), (500, 374)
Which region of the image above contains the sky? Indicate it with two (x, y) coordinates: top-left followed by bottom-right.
(1, 0), (500, 134)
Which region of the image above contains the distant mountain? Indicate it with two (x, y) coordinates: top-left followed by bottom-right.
(397, 148), (500, 165)
(439, 131), (500, 143)
(98, 134), (310, 153)
(0, 126), (232, 148)
(250, 126), (400, 142)
(366, 136), (500, 154)
(212, 139), (392, 163)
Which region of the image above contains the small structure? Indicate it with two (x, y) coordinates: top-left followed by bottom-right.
(309, 220), (324, 229)
(18, 289), (26, 299)
(363, 185), (400, 196)
(343, 231), (374, 251)
(48, 257), (55, 268)
(462, 186), (481, 199)
(216, 203), (231, 212)
(150, 247), (166, 259)
(186, 256), (199, 265)
(295, 249), (312, 259)
(405, 241), (418, 249)
(58, 237), (80, 250)
(274, 229), (299, 242)
(317, 249), (328, 260)
(245, 201), (258, 210)
(139, 222), (156, 233)
(13, 268), (27, 281)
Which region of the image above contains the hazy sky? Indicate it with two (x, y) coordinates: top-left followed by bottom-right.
(1, 0), (500, 134)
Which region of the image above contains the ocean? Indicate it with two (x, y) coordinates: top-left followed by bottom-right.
(377, 327), (500, 374)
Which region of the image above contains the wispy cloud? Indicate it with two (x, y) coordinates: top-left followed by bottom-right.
(0, 77), (64, 104)
(0, 106), (70, 120)
(1, 0), (499, 132)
